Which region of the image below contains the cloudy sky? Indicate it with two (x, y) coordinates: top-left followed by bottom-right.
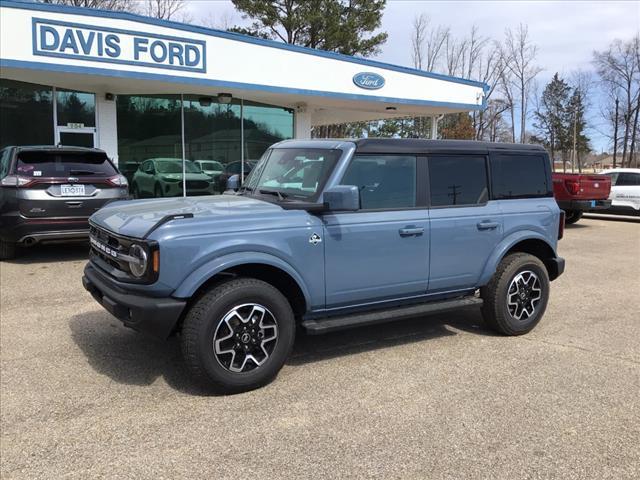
(184, 0), (640, 150)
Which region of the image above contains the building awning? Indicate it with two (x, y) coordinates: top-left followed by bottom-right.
(0, 0), (488, 126)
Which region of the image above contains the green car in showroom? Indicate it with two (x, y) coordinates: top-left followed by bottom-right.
(131, 158), (215, 198)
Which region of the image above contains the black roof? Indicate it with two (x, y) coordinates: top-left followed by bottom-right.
(353, 138), (546, 155)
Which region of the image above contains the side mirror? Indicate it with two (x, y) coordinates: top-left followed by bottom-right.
(226, 174), (240, 191)
(323, 185), (360, 211)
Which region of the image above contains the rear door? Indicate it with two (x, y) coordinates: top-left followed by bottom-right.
(612, 172), (640, 210)
(323, 154), (430, 308)
(427, 154), (502, 292)
(14, 150), (120, 218)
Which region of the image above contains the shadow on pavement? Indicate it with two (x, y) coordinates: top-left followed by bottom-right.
(583, 213), (640, 223)
(69, 306), (493, 395)
(6, 242), (89, 265)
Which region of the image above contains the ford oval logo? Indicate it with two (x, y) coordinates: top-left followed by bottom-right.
(353, 72), (385, 90)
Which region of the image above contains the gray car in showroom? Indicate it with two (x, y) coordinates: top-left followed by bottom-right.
(0, 145), (129, 259)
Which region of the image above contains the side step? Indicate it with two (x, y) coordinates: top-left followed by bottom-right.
(301, 296), (483, 335)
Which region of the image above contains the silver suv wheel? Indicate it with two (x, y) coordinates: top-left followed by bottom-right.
(507, 270), (542, 321)
(213, 303), (278, 373)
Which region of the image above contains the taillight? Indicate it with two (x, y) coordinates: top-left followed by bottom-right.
(564, 179), (581, 195)
(558, 211), (565, 240)
(107, 174), (129, 187)
(0, 175), (36, 188)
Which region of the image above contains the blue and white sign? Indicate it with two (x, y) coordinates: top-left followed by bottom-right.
(32, 18), (206, 73)
(353, 72), (385, 90)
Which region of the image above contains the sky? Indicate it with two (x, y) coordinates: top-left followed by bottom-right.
(183, 0), (640, 151)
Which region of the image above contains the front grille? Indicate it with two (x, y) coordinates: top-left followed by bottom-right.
(186, 180), (210, 190)
(89, 224), (134, 275)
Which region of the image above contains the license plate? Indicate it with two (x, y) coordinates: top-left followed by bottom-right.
(590, 200), (596, 207)
(60, 184), (85, 196)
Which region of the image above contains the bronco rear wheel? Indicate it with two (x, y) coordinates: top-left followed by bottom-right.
(480, 253), (550, 335)
(181, 277), (295, 394)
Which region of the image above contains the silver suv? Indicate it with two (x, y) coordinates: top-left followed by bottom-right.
(0, 145), (129, 259)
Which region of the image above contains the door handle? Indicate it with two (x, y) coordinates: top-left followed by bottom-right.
(399, 227), (425, 237)
(477, 221), (499, 231)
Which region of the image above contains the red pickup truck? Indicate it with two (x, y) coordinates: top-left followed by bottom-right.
(553, 173), (612, 224)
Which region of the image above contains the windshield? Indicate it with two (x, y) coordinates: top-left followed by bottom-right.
(155, 160), (202, 174)
(244, 148), (341, 199)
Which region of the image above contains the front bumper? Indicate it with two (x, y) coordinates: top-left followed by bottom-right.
(557, 199), (612, 211)
(82, 263), (186, 339)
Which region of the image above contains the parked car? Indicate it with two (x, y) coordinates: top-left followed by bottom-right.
(83, 139), (565, 394)
(599, 168), (640, 214)
(131, 158), (214, 198)
(193, 160), (224, 179)
(552, 172), (611, 224)
(0, 145), (129, 260)
(216, 160), (256, 193)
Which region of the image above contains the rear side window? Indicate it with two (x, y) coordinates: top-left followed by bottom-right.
(616, 172), (640, 186)
(341, 155), (416, 209)
(491, 154), (550, 199)
(16, 151), (117, 178)
(0, 148), (11, 179)
(429, 155), (488, 207)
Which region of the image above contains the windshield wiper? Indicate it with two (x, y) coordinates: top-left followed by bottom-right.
(258, 189), (288, 201)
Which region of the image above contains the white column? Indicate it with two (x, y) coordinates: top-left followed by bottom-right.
(294, 104), (311, 139)
(430, 115), (439, 140)
(95, 93), (119, 164)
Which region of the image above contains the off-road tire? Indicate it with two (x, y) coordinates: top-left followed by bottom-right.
(181, 278), (295, 394)
(564, 210), (583, 225)
(0, 240), (17, 260)
(480, 253), (550, 336)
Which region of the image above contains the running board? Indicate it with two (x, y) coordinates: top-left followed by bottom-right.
(301, 296), (483, 335)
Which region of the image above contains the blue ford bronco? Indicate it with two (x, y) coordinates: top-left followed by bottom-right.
(83, 139), (565, 393)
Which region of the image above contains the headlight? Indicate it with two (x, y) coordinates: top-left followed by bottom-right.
(128, 244), (148, 277)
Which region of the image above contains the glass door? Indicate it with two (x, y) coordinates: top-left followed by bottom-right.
(54, 88), (97, 148)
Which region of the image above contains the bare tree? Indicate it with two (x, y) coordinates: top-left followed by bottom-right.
(420, 17), (449, 73)
(593, 35), (640, 166)
(411, 13), (428, 69)
(444, 34), (467, 77)
(145, 0), (185, 20)
(503, 24), (542, 143)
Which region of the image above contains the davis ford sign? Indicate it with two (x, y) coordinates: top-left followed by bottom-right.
(353, 72), (385, 90)
(32, 18), (206, 73)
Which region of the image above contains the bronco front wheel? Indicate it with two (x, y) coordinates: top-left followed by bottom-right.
(181, 278), (295, 394)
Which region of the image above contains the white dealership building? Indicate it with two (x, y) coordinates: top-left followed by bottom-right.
(0, 0), (487, 192)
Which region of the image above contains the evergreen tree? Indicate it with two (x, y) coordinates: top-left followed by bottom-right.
(533, 73), (571, 163)
(231, 0), (388, 56)
(566, 88), (591, 171)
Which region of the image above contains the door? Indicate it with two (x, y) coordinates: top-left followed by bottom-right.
(612, 172), (640, 210)
(323, 154), (429, 308)
(427, 154), (502, 292)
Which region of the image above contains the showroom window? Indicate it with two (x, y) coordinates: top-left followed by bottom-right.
(429, 155), (488, 207)
(117, 94), (293, 198)
(0, 79), (54, 148)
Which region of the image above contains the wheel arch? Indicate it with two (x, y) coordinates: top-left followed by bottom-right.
(480, 233), (560, 285)
(173, 252), (310, 319)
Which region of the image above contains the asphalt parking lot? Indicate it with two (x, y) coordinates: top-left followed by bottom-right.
(1, 216), (639, 479)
